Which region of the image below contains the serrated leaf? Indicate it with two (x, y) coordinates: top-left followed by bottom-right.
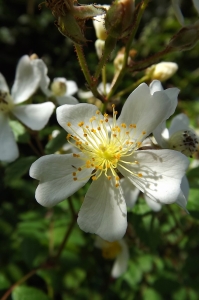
(12, 286), (50, 300)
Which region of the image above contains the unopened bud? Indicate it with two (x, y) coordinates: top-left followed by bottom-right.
(95, 39), (105, 58)
(45, 0), (106, 44)
(168, 21), (199, 51)
(169, 130), (199, 157)
(93, 5), (109, 40)
(105, 0), (135, 39)
(146, 62), (178, 81)
(51, 79), (67, 96)
(114, 48), (132, 71)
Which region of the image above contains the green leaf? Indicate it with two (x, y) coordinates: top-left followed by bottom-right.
(45, 129), (67, 154)
(12, 286), (50, 300)
(9, 120), (30, 143)
(187, 189), (199, 219)
(187, 167), (199, 188)
(63, 268), (86, 289)
(0, 272), (11, 290)
(4, 156), (37, 184)
(142, 288), (163, 300)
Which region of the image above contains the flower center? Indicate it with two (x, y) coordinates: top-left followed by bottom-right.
(169, 130), (199, 157)
(51, 80), (67, 96)
(67, 105), (145, 186)
(0, 91), (14, 113)
(102, 241), (122, 259)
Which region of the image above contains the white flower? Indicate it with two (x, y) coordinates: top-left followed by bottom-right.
(0, 55), (55, 162)
(38, 60), (78, 106)
(171, 0), (199, 26)
(151, 80), (195, 210)
(95, 237), (129, 278)
(146, 62), (178, 82)
(30, 81), (189, 241)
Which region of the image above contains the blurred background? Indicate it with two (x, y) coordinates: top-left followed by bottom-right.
(1, 1), (199, 299)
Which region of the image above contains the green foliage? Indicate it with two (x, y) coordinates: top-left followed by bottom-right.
(1, 1), (199, 300)
(12, 286), (51, 300)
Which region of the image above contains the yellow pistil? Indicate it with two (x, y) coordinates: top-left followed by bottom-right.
(67, 106), (147, 185)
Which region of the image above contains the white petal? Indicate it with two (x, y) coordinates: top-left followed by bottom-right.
(0, 73), (9, 93)
(111, 239), (129, 278)
(56, 95), (79, 106)
(57, 103), (102, 137)
(153, 121), (170, 148)
(118, 149), (189, 205)
(77, 173), (127, 242)
(66, 80), (78, 95)
(176, 175), (189, 210)
(0, 113), (19, 162)
(149, 80), (163, 94)
(98, 82), (111, 95)
(117, 82), (178, 140)
(169, 113), (190, 136)
(120, 178), (140, 208)
(29, 154), (91, 207)
(11, 55), (41, 104)
(36, 59), (51, 97)
(78, 89), (93, 99)
(193, 0), (199, 13)
(12, 102), (55, 130)
(171, 0), (185, 25)
(144, 195), (162, 212)
(150, 80), (179, 116)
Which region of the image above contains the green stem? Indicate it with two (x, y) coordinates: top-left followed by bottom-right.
(114, 75), (150, 98)
(102, 66), (107, 94)
(74, 43), (103, 101)
(1, 268), (40, 300)
(94, 35), (117, 80)
(54, 218), (76, 260)
(107, 0), (150, 100)
(28, 140), (41, 157)
(129, 46), (174, 72)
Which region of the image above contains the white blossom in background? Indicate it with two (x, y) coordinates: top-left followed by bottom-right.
(171, 0), (199, 26)
(95, 237), (129, 278)
(146, 62), (178, 82)
(30, 81), (189, 242)
(151, 81), (198, 210)
(0, 55), (55, 163)
(38, 59), (78, 106)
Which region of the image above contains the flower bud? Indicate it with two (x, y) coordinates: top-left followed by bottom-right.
(114, 49), (132, 71)
(95, 39), (105, 58)
(29, 53), (39, 60)
(51, 79), (67, 96)
(45, 0), (106, 44)
(93, 5), (109, 40)
(105, 0), (135, 39)
(169, 130), (199, 157)
(146, 62), (178, 81)
(168, 21), (199, 51)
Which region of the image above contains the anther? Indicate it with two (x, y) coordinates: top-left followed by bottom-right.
(78, 121), (84, 127)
